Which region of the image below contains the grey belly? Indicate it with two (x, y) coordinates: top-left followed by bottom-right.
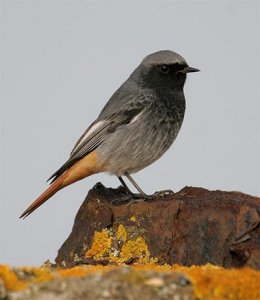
(96, 117), (181, 176)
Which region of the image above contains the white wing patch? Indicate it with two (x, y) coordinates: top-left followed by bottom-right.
(72, 120), (105, 153)
(130, 110), (144, 124)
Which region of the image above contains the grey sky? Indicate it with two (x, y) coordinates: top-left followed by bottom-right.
(1, 0), (259, 266)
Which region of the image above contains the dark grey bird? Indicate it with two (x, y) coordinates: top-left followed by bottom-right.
(20, 50), (199, 218)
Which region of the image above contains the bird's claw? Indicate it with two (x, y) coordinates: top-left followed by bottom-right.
(110, 186), (174, 206)
(153, 189), (174, 197)
(126, 189), (174, 206)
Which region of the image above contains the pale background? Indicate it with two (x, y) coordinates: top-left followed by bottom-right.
(1, 0), (259, 266)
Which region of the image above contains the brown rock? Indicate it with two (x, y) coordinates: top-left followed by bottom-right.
(55, 183), (260, 269)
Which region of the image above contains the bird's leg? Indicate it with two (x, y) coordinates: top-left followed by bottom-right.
(117, 176), (133, 195)
(124, 172), (175, 199)
(117, 173), (148, 200)
(112, 175), (142, 205)
(124, 172), (147, 195)
(123, 172), (156, 203)
(117, 172), (174, 205)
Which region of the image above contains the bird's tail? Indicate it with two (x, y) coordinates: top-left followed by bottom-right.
(19, 172), (69, 219)
(20, 151), (100, 219)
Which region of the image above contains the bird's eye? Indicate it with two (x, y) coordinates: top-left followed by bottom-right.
(160, 65), (170, 74)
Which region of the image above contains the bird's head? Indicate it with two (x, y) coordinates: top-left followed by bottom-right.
(136, 50), (199, 91)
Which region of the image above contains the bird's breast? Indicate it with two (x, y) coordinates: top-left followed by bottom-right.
(96, 96), (185, 175)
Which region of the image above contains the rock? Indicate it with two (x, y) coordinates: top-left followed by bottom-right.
(1, 267), (193, 300)
(55, 183), (260, 269)
(1, 264), (260, 300)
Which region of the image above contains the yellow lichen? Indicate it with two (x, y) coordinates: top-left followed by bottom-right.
(132, 264), (171, 272)
(22, 267), (53, 284)
(119, 237), (157, 264)
(57, 265), (116, 279)
(171, 264), (260, 300)
(85, 229), (112, 259)
(58, 266), (87, 278)
(130, 215), (136, 222)
(0, 265), (27, 291)
(85, 226), (158, 265)
(0, 265), (53, 292)
(116, 224), (127, 242)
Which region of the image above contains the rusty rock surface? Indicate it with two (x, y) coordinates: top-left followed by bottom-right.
(55, 183), (260, 269)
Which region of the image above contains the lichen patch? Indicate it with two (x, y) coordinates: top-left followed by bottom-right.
(85, 225), (158, 265)
(116, 224), (127, 242)
(85, 229), (112, 259)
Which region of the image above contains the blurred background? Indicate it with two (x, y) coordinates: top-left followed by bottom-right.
(1, 0), (259, 266)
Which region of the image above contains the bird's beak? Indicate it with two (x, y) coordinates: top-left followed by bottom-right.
(177, 66), (200, 74)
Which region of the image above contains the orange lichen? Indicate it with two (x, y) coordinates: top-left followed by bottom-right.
(0, 265), (27, 291)
(57, 265), (115, 278)
(171, 264), (260, 300)
(116, 224), (127, 242)
(133, 263), (173, 272)
(0, 265), (53, 292)
(85, 229), (112, 259)
(58, 266), (88, 278)
(21, 267), (53, 284)
(118, 237), (158, 264)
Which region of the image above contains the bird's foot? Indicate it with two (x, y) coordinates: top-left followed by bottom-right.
(110, 186), (174, 206)
(153, 189), (174, 198)
(126, 193), (148, 206)
(126, 190), (174, 205)
(109, 191), (144, 205)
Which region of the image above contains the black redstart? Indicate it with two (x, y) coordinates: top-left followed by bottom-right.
(20, 50), (199, 218)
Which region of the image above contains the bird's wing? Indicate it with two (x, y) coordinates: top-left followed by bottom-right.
(47, 103), (146, 183)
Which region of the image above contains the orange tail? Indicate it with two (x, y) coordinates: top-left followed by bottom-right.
(20, 151), (100, 219)
(19, 172), (69, 219)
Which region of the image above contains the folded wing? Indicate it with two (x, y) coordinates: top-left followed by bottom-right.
(47, 104), (145, 183)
